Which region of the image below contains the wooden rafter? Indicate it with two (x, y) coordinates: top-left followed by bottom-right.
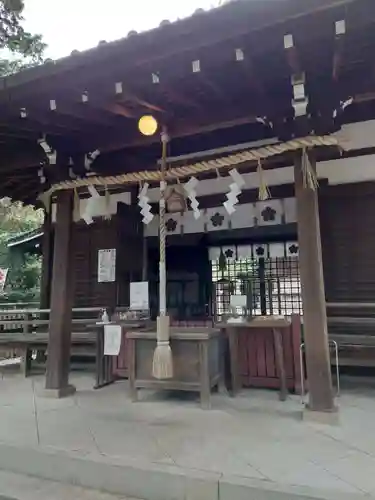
(152, 79), (200, 111)
(80, 112), (261, 153)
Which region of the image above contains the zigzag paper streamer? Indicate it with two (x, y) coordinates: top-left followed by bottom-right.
(224, 169), (245, 214)
(138, 182), (154, 225)
(184, 177), (201, 219)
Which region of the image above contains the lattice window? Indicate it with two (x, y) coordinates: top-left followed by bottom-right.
(210, 242), (302, 320)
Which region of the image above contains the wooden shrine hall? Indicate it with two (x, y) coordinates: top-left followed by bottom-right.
(1, 0), (375, 415)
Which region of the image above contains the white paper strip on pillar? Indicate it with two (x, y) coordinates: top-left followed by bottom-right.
(104, 324), (122, 356)
(98, 249), (116, 282)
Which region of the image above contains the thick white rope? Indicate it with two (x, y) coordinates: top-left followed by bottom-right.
(38, 135), (340, 202)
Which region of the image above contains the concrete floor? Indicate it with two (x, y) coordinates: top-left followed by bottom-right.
(0, 471), (137, 500)
(0, 372), (375, 498)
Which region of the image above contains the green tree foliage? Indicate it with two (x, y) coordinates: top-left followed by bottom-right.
(0, 0), (45, 76)
(0, 1), (46, 299)
(0, 200), (44, 299)
(0, 198), (43, 233)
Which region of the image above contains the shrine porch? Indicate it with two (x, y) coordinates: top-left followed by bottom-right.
(0, 372), (374, 499)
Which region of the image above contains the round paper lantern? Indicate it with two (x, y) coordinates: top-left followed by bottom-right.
(138, 115), (158, 136)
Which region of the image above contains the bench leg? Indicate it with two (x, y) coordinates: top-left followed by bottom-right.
(20, 348), (32, 377)
(199, 341), (211, 410)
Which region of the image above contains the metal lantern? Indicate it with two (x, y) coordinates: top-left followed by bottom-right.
(138, 115), (158, 136)
(165, 185), (187, 214)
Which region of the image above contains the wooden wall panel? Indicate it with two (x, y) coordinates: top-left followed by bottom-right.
(71, 219), (118, 308)
(320, 182), (375, 302)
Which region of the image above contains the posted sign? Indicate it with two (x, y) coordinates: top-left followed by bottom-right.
(0, 268), (8, 291)
(97, 249), (116, 283)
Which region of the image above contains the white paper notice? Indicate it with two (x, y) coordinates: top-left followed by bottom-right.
(98, 249), (116, 283)
(104, 324), (122, 356)
(230, 295), (247, 307)
(130, 281), (149, 310)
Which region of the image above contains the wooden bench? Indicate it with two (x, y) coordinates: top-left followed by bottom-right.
(327, 303), (375, 367)
(0, 306), (118, 388)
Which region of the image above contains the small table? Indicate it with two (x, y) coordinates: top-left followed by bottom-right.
(216, 318), (291, 401)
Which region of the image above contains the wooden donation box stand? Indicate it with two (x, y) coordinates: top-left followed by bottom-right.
(216, 316), (291, 401)
(127, 327), (221, 409)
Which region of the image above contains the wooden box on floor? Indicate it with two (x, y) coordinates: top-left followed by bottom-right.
(127, 327), (221, 409)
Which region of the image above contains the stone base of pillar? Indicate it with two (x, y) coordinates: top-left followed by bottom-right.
(41, 385), (76, 399)
(302, 405), (339, 426)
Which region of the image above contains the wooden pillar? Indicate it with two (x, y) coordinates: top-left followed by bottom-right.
(45, 190), (75, 396)
(39, 205), (53, 310)
(294, 153), (335, 412)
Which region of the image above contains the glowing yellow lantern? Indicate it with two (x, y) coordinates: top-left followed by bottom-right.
(138, 115), (158, 136)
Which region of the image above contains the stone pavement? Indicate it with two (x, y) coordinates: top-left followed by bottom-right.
(0, 470), (137, 500)
(0, 373), (375, 499)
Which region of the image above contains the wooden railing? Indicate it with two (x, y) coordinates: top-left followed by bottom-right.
(326, 302), (375, 367)
(0, 306), (119, 389)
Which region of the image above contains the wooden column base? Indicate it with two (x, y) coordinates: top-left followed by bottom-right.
(41, 385), (76, 399)
(302, 405), (339, 426)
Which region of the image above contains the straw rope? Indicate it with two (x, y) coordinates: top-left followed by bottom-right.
(38, 135), (340, 202)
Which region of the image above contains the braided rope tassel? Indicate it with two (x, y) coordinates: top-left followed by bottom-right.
(257, 160), (271, 201)
(104, 185), (112, 220)
(73, 188), (80, 221)
(152, 128), (173, 380)
(301, 148), (319, 190)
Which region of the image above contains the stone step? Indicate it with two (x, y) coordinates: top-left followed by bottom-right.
(0, 470), (138, 500)
(0, 442), (370, 500)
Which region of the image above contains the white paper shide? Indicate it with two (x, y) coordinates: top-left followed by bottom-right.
(98, 249), (116, 283)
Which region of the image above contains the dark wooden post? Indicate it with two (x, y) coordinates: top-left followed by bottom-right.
(37, 206), (53, 363)
(39, 205), (53, 312)
(294, 152), (335, 413)
(45, 190), (75, 397)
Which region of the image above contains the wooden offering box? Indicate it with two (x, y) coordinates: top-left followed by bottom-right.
(127, 327), (221, 409)
(216, 317), (296, 401)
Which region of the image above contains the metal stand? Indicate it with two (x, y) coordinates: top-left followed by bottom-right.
(299, 340), (340, 405)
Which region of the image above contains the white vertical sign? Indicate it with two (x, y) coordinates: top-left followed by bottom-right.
(98, 249), (116, 283)
(0, 268), (8, 291)
(130, 281), (149, 310)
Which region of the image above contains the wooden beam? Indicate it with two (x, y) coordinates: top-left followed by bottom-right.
(45, 190), (75, 396)
(294, 152), (335, 413)
(0, 0), (358, 94)
(117, 90), (164, 114)
(82, 112), (260, 153)
(104, 102), (134, 118)
(152, 80), (201, 111)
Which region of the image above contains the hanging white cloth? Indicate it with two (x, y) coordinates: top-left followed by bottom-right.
(103, 324), (122, 356)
